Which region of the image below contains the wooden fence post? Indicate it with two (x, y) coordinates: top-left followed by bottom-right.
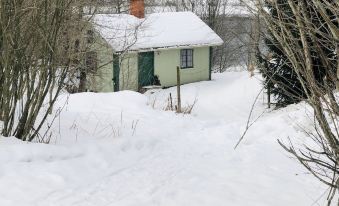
(176, 66), (182, 113)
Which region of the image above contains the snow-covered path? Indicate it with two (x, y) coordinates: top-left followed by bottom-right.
(0, 72), (327, 206)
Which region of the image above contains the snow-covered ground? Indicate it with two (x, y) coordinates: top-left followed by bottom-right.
(0, 72), (328, 205)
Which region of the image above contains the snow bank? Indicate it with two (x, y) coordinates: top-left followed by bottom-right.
(0, 72), (329, 206)
(46, 90), (150, 144)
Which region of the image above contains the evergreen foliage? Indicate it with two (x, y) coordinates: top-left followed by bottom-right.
(258, 0), (335, 107)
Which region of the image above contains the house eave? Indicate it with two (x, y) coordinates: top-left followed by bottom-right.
(113, 42), (224, 54)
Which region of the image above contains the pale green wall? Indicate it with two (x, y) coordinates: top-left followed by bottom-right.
(91, 44), (210, 92)
(154, 47), (210, 87)
(87, 35), (114, 92)
(119, 53), (139, 91)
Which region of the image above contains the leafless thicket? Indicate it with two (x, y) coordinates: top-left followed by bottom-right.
(147, 0), (260, 72)
(0, 0), (91, 141)
(254, 0), (338, 203)
(194, 0), (260, 72)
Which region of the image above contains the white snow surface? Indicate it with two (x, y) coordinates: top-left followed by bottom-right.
(0, 72), (328, 205)
(90, 12), (223, 52)
(148, 0), (255, 17)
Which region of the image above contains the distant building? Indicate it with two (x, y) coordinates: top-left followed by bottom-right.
(84, 0), (223, 92)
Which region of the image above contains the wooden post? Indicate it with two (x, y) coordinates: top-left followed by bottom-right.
(169, 93), (173, 110)
(267, 85), (271, 109)
(176, 66), (182, 113)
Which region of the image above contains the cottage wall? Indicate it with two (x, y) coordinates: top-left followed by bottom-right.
(154, 47), (210, 87)
(90, 41), (114, 92)
(92, 46), (211, 92)
(119, 53), (139, 91)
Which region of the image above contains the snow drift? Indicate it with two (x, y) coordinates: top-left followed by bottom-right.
(0, 72), (328, 206)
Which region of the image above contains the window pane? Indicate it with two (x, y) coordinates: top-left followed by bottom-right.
(183, 49), (188, 56)
(188, 49), (193, 67)
(181, 55), (185, 67)
(181, 50), (185, 57)
(188, 62), (193, 67)
(187, 62), (192, 68)
(187, 49), (192, 56)
(183, 55), (187, 67)
(187, 56), (192, 62)
(180, 49), (194, 68)
(181, 50), (185, 68)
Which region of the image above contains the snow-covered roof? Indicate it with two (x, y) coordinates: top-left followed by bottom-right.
(146, 0), (255, 17)
(90, 12), (224, 53)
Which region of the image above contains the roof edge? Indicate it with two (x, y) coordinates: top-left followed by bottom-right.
(113, 42), (224, 54)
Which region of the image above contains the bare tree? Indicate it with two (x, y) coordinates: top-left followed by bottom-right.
(253, 0), (338, 204)
(162, 0), (260, 72)
(0, 0), (91, 141)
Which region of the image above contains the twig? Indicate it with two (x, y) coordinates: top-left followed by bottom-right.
(234, 88), (265, 149)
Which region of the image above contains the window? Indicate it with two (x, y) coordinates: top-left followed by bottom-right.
(85, 51), (98, 73)
(180, 49), (194, 69)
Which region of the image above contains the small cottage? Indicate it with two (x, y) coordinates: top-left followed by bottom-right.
(86, 0), (223, 92)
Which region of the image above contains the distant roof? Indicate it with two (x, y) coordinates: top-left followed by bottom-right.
(90, 12), (224, 53)
(146, 0), (255, 17)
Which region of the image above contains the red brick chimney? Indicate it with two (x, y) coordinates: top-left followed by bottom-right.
(130, 0), (145, 18)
